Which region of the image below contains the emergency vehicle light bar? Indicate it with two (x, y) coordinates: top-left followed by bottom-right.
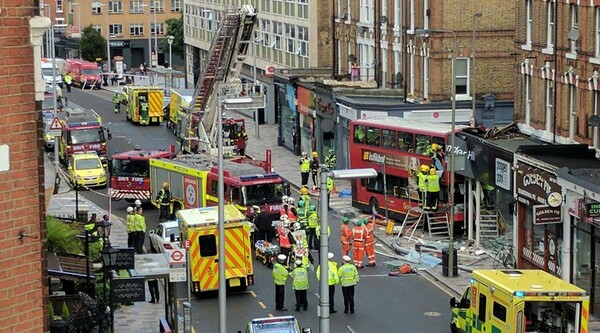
(68, 121), (101, 127)
(513, 291), (586, 297)
(239, 173), (279, 181)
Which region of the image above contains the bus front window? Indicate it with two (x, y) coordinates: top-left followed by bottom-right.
(112, 159), (149, 177)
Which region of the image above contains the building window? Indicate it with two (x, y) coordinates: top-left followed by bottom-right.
(130, 0), (144, 13)
(151, 22), (164, 36)
(171, 0), (181, 12)
(596, 7), (600, 58)
(394, 0), (401, 28)
(284, 0), (295, 17)
(92, 2), (103, 14)
(409, 0), (415, 31)
(109, 1), (123, 13)
(109, 24), (123, 37)
(359, 0), (373, 24)
(568, 85), (577, 142)
(273, 22), (283, 50)
(284, 23), (295, 54)
(273, 0), (282, 15)
(130, 23), (144, 36)
(56, 0), (63, 12)
(525, 0), (532, 46)
(455, 58), (470, 96)
(546, 1), (555, 51)
(261, 0), (271, 13)
(569, 4), (578, 55)
(150, 0), (164, 13)
(524, 74), (532, 127)
(297, 0), (308, 19)
(261, 19), (271, 47)
(297, 25), (308, 57)
(337, 0), (342, 17)
(545, 79), (554, 132)
(92, 24), (102, 33)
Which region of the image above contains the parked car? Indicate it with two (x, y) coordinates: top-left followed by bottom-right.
(243, 316), (311, 333)
(148, 220), (180, 253)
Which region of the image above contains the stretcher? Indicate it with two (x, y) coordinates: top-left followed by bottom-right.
(254, 240), (280, 268)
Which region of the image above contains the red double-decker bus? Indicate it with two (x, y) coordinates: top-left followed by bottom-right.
(349, 117), (465, 222)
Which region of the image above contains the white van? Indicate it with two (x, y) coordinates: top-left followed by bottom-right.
(41, 61), (63, 87)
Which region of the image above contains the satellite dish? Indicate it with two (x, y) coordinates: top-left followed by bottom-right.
(568, 29), (579, 41)
(380, 16), (388, 23)
(349, 54), (356, 62)
(589, 115), (600, 127)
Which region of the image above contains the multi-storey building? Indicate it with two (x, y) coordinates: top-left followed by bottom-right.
(183, 0), (332, 124)
(45, 0), (183, 68)
(1, 3), (50, 332)
(333, 0), (515, 103)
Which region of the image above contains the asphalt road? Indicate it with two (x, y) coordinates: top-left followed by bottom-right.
(65, 88), (453, 333)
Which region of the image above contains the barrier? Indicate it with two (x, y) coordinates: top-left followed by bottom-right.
(159, 318), (172, 333)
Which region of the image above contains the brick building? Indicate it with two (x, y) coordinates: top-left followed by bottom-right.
(0, 2), (50, 332)
(333, 0), (515, 102)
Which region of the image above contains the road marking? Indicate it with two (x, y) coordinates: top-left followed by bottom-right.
(250, 291), (257, 298)
(346, 326), (357, 333)
(268, 313), (274, 318)
(258, 301), (266, 309)
(358, 274), (389, 277)
(424, 311), (442, 317)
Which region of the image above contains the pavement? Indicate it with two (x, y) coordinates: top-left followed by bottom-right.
(43, 84), (599, 331)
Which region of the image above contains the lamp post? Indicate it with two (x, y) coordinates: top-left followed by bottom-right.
(318, 168), (377, 333)
(141, 4), (152, 67)
(471, 13), (482, 118)
(415, 28), (457, 278)
(100, 3), (111, 72)
(152, 0), (158, 66)
(167, 35), (174, 68)
(253, 37), (261, 139)
(101, 245), (119, 333)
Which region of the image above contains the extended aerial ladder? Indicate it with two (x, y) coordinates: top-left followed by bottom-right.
(178, 5), (264, 155)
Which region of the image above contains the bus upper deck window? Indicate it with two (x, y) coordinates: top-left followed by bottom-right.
(354, 125), (366, 143)
(366, 127), (381, 146)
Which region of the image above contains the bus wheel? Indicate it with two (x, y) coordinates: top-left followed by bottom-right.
(370, 198), (379, 216)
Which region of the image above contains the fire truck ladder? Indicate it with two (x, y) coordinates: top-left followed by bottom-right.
(183, 5), (258, 155)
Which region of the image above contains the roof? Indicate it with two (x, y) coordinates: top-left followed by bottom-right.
(111, 149), (172, 160)
(72, 152), (101, 160)
(47, 252), (96, 282)
(352, 117), (466, 135)
(473, 270), (585, 295)
(177, 205), (246, 227)
(516, 144), (599, 170)
(556, 166), (600, 194)
(174, 154), (266, 177)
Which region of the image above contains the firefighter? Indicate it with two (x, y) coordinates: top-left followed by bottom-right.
(291, 260), (309, 311)
(417, 165), (430, 209)
(279, 195), (290, 217)
(429, 143), (444, 174)
(426, 167), (441, 211)
(337, 255), (360, 314)
(299, 152), (310, 187)
(112, 92), (122, 113)
(352, 219), (366, 269)
(237, 126), (248, 156)
(156, 182), (172, 221)
(299, 187), (311, 208)
(139, 96), (149, 125)
(126, 206), (136, 248)
(325, 148), (336, 170)
(134, 207), (146, 254)
(316, 252), (340, 314)
(272, 254), (289, 311)
(306, 205), (319, 250)
(363, 218), (376, 267)
(340, 217), (352, 256)
(287, 197), (298, 221)
(309, 151), (320, 191)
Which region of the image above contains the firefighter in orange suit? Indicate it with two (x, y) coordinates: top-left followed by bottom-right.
(352, 219), (366, 269)
(363, 218), (376, 267)
(340, 217), (353, 256)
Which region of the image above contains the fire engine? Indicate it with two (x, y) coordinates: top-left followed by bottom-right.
(149, 150), (286, 219)
(177, 5), (264, 156)
(58, 108), (111, 165)
(110, 149), (172, 202)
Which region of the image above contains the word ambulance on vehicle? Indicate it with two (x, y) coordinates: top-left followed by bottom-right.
(177, 205), (253, 293)
(58, 108), (112, 165)
(148, 151), (285, 219)
(450, 269), (589, 333)
(120, 86), (165, 125)
(109, 149), (172, 202)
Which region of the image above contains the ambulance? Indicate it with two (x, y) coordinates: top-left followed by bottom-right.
(167, 88), (194, 134)
(177, 205), (254, 293)
(450, 269), (589, 333)
(121, 86), (165, 125)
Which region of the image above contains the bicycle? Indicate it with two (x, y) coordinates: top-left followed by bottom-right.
(493, 242), (516, 269)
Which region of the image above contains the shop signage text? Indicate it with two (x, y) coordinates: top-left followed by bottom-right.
(515, 163), (562, 205)
(586, 202), (600, 218)
(533, 205), (561, 224)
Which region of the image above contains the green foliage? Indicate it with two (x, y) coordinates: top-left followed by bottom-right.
(61, 302), (70, 320)
(161, 16), (183, 57)
(88, 239), (103, 262)
(46, 217), (83, 254)
(48, 302), (55, 318)
(80, 25), (107, 62)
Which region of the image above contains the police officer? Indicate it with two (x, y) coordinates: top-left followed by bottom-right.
(316, 252), (340, 314)
(112, 92), (122, 113)
(299, 152), (310, 188)
(156, 182), (172, 221)
(273, 254), (289, 311)
(134, 207), (146, 254)
(291, 260), (309, 311)
(126, 206), (136, 248)
(337, 255), (360, 314)
(306, 205), (319, 250)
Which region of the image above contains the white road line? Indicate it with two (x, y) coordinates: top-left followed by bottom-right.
(250, 291), (257, 298)
(346, 326), (357, 333)
(358, 274), (390, 277)
(258, 301), (267, 309)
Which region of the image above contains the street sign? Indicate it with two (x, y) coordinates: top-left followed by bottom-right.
(168, 249), (187, 282)
(170, 249), (184, 263)
(183, 239), (191, 250)
(50, 117), (62, 130)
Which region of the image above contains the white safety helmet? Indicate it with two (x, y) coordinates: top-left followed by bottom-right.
(126, 206), (134, 213)
(328, 252), (334, 260)
(282, 195), (289, 204)
(277, 254), (287, 262)
(280, 214), (289, 221)
(294, 222), (301, 231)
(134, 199), (142, 207)
(287, 197), (295, 205)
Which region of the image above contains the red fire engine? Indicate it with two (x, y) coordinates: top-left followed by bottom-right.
(58, 108), (111, 165)
(110, 149), (172, 202)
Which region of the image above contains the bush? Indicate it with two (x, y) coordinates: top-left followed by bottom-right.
(46, 217), (82, 254)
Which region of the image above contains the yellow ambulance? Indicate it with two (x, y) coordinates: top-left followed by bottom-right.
(450, 269), (589, 333)
(177, 205), (254, 293)
(122, 86), (164, 125)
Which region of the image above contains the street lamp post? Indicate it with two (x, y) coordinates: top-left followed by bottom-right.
(319, 168), (377, 333)
(101, 3), (111, 72)
(141, 4), (152, 67)
(153, 0), (158, 65)
(167, 35), (174, 68)
(415, 28), (457, 278)
(471, 13), (482, 118)
(101, 245), (119, 333)
(253, 37), (261, 139)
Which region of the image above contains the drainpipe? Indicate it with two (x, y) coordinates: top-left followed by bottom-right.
(552, 0), (558, 144)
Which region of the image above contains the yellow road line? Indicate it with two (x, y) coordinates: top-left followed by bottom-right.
(258, 301), (266, 309)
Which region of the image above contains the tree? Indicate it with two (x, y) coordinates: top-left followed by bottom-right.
(79, 26), (107, 62)
(160, 16), (183, 58)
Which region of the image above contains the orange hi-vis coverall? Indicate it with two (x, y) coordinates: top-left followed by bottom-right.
(364, 222), (376, 265)
(352, 226), (366, 268)
(340, 224), (353, 256)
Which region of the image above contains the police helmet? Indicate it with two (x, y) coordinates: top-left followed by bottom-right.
(295, 260), (303, 266)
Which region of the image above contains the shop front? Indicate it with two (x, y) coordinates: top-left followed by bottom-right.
(313, 84), (337, 164)
(296, 84), (317, 155)
(275, 82), (298, 154)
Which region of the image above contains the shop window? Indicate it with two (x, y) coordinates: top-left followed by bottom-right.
(366, 127), (381, 146)
(354, 125), (366, 144)
(382, 129), (396, 149)
(397, 131), (414, 152)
